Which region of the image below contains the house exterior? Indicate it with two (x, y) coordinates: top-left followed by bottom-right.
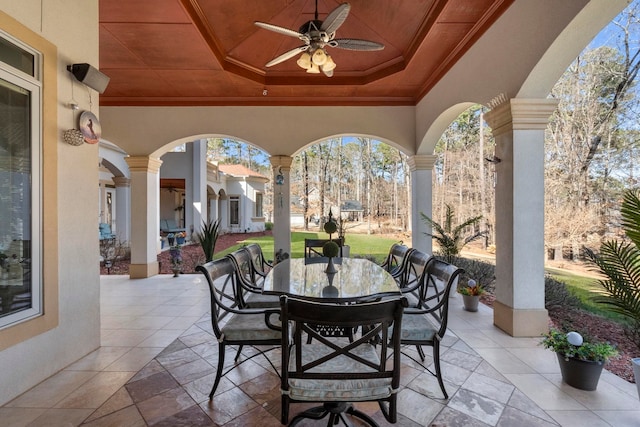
(0, 0), (628, 408)
(99, 140), (267, 245)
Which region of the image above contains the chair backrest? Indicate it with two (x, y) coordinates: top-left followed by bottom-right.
(242, 243), (272, 276)
(303, 238), (344, 258)
(399, 249), (433, 293)
(420, 259), (464, 334)
(280, 295), (407, 394)
(99, 223), (114, 239)
(195, 257), (241, 339)
(226, 249), (264, 307)
(381, 243), (414, 278)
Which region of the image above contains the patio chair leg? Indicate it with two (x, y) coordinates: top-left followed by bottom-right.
(416, 345), (425, 362)
(234, 344), (243, 362)
(433, 342), (448, 399)
(210, 342), (226, 399)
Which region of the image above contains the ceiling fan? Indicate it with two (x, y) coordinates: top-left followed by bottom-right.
(255, 1), (384, 77)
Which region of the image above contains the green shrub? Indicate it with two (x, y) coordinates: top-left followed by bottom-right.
(265, 222), (273, 230)
(545, 275), (581, 310)
(446, 256), (495, 292)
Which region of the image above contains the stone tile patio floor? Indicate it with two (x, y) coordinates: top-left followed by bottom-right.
(1, 274), (638, 426)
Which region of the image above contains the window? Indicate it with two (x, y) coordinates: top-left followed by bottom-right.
(0, 32), (42, 328)
(230, 196), (240, 225)
(255, 193), (263, 217)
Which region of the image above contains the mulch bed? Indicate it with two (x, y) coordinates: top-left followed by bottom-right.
(100, 231), (272, 275)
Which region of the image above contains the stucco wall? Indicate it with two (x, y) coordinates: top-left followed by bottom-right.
(0, 1), (101, 405)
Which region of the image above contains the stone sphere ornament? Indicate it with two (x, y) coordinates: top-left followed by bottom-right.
(566, 331), (584, 346)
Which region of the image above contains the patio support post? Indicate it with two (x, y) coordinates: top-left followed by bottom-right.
(270, 155), (292, 261)
(484, 98), (557, 337)
(113, 176), (131, 243)
(191, 139), (207, 236)
(126, 156), (163, 278)
(408, 155), (436, 254)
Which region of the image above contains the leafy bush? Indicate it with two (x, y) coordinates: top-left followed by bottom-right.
(445, 256), (495, 292)
(585, 189), (640, 350)
(545, 275), (581, 310)
(541, 328), (618, 362)
(195, 219), (219, 263)
(265, 222), (273, 230)
(420, 204), (486, 263)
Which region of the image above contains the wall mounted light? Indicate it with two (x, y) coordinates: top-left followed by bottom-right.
(275, 167), (285, 185)
(67, 63), (110, 94)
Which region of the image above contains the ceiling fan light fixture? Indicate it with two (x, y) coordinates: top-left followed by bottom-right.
(312, 48), (327, 66)
(297, 52), (312, 69)
(321, 55), (336, 72)
(306, 63), (321, 73)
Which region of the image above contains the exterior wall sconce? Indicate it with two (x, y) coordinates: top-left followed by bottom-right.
(275, 167), (285, 185)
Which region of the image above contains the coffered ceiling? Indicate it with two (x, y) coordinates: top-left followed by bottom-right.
(99, 0), (512, 106)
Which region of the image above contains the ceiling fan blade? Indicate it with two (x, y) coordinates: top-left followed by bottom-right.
(331, 38), (385, 51)
(265, 45), (309, 67)
(255, 21), (305, 39)
(320, 3), (351, 34)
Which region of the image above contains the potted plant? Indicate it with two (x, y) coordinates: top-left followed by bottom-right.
(175, 231), (186, 245)
(458, 279), (484, 312)
(540, 328), (618, 391)
(195, 219), (220, 263)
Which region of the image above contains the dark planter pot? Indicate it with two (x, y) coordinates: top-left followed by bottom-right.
(556, 353), (604, 391)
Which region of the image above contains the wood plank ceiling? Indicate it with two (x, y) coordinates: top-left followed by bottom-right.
(99, 0), (512, 106)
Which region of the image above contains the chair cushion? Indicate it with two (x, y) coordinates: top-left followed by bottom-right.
(222, 312), (281, 341)
(400, 312), (438, 342)
(287, 344), (393, 401)
(244, 292), (280, 308)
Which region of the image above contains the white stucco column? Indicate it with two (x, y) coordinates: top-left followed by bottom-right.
(408, 155), (436, 254)
(484, 98), (557, 336)
(270, 155), (292, 261)
(113, 176), (131, 243)
(191, 139), (207, 236)
(126, 156), (162, 278)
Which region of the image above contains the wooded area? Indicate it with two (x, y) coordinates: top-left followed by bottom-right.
(205, 3), (640, 260)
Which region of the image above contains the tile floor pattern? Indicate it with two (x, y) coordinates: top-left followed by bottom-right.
(1, 274), (639, 426)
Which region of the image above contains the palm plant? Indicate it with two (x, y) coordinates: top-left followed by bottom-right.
(585, 189), (640, 350)
(195, 219), (220, 263)
(420, 204), (486, 263)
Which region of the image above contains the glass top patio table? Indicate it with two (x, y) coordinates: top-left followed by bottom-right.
(262, 257), (401, 302)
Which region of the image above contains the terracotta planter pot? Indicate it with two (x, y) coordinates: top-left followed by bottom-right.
(462, 294), (479, 312)
(556, 353), (604, 391)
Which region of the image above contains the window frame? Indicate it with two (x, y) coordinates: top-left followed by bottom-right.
(229, 195), (240, 226)
(0, 31), (43, 329)
(255, 192), (263, 217)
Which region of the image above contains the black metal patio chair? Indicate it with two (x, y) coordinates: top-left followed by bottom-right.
(280, 295), (408, 426)
(396, 259), (463, 399)
(196, 257), (281, 398)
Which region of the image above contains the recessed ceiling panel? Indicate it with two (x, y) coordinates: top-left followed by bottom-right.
(99, 0), (513, 106)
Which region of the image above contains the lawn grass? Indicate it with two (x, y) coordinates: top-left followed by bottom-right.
(215, 231), (399, 263)
(546, 267), (630, 324)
